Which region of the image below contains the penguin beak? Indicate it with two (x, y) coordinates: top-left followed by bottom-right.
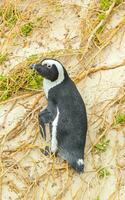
(30, 64), (37, 70)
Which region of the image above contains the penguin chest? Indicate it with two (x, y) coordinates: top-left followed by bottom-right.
(43, 79), (50, 98)
(51, 107), (60, 153)
(43, 78), (59, 98)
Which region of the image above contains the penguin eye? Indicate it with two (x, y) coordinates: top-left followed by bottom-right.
(47, 65), (52, 68)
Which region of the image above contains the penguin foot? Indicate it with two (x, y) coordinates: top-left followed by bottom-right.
(41, 146), (51, 156)
(41, 146), (58, 157)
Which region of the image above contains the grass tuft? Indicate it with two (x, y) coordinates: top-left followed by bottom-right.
(114, 113), (125, 124)
(21, 22), (34, 37)
(0, 75), (10, 101)
(96, 25), (105, 34)
(3, 5), (19, 28)
(98, 12), (106, 21)
(26, 70), (43, 89)
(98, 167), (110, 179)
(0, 68), (43, 101)
(94, 136), (110, 153)
(95, 196), (100, 200)
(99, 0), (122, 15)
(27, 54), (39, 62)
(99, 0), (112, 11)
(0, 53), (8, 64)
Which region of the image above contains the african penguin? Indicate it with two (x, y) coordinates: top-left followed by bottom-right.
(30, 59), (87, 173)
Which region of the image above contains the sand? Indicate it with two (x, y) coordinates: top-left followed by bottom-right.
(0, 0), (125, 199)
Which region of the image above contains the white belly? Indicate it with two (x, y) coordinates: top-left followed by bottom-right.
(43, 71), (64, 98)
(51, 107), (59, 153)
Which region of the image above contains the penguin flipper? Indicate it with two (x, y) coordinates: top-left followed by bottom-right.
(38, 109), (52, 139)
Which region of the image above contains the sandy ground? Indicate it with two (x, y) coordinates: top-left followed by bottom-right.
(0, 0), (125, 200)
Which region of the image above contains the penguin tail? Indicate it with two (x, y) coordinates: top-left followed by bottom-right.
(58, 149), (84, 173)
(71, 158), (84, 173)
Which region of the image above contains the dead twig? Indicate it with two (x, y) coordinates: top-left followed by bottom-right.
(74, 59), (125, 83)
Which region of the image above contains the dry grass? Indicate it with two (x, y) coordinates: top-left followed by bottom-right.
(0, 0), (125, 199)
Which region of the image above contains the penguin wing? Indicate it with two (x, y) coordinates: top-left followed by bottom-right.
(38, 99), (57, 139)
(38, 108), (52, 139)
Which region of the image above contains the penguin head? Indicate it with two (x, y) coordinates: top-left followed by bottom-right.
(30, 59), (66, 82)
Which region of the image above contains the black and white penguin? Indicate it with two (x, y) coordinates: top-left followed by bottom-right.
(30, 59), (87, 173)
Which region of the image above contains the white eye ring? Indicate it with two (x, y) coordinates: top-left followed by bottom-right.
(47, 64), (52, 68)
